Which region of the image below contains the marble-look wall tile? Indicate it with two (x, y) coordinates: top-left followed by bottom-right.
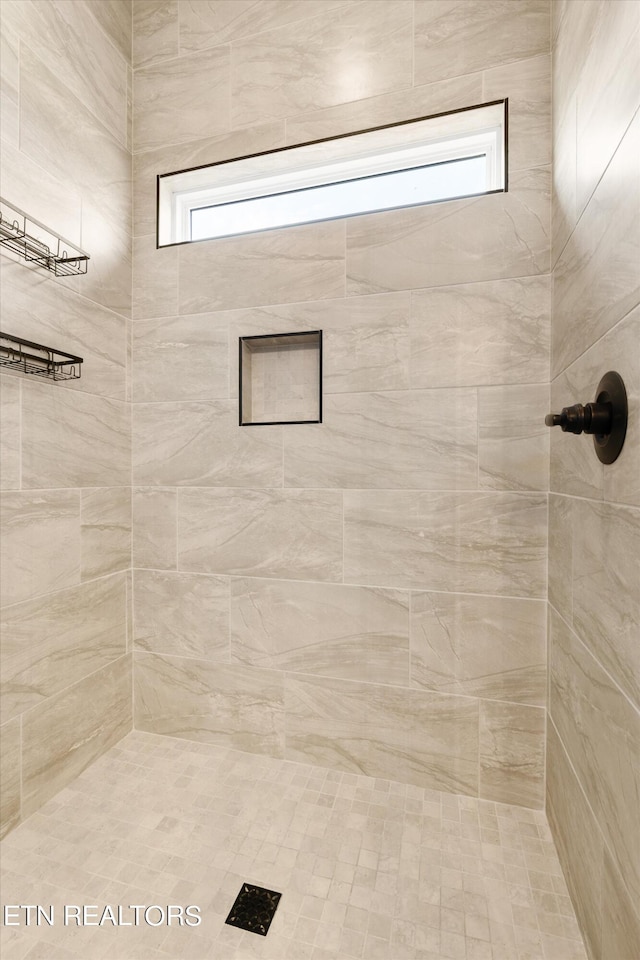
(134, 122), (284, 237)
(286, 73), (483, 145)
(0, 376), (20, 490)
(132, 235), (178, 320)
(552, 87), (576, 267)
(179, 0), (349, 52)
(478, 383), (549, 491)
(573, 500), (640, 710)
(0, 716), (21, 840)
(230, 1), (413, 128)
(0, 19), (20, 147)
(483, 54), (551, 173)
(134, 651), (284, 756)
(549, 368), (604, 500)
(81, 487), (131, 580)
(546, 720), (603, 960)
(601, 848), (640, 960)
(89, 0), (132, 63)
(0, 491), (80, 607)
(1, 574), (127, 725)
(549, 606), (640, 909)
(133, 401), (282, 486)
(344, 491), (547, 596)
(21, 654), (132, 820)
(410, 592), (546, 705)
(285, 674), (479, 795)
(414, 0), (550, 85)
(134, 570), (229, 661)
(132, 487), (176, 569)
(6, 0), (128, 144)
(346, 167), (550, 295)
(133, 0), (178, 68)
(228, 293), (411, 396)
(230, 578), (410, 686)
(2, 259), (127, 401)
(284, 389), (477, 490)
(178, 488), (342, 581)
(575, 0), (640, 216)
(133, 45), (230, 151)
(20, 46), (131, 237)
(178, 220), (345, 314)
(548, 494), (572, 621)
(77, 203), (132, 318)
(21, 385), (130, 489)
(553, 112), (640, 376)
(132, 314), (229, 402)
(410, 277), (551, 389)
(479, 700), (545, 808)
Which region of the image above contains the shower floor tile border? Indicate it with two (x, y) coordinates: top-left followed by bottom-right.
(0, 730), (587, 960)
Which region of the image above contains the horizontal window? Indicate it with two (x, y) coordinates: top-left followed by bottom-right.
(158, 100), (506, 246)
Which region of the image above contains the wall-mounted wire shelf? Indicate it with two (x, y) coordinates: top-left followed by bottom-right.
(0, 332), (83, 381)
(0, 197), (89, 277)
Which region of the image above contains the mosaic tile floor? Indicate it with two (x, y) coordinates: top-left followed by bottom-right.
(0, 731), (587, 960)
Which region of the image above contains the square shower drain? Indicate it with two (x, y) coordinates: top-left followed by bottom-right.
(225, 883), (282, 936)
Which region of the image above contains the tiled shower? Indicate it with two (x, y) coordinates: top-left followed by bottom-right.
(0, 2), (638, 959)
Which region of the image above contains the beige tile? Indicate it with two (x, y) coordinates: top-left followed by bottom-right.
(0, 375), (20, 490)
(1, 575), (127, 725)
(601, 848), (640, 960)
(21, 655), (132, 820)
(549, 605), (640, 909)
(549, 368), (604, 499)
(133, 45), (230, 151)
(19, 45), (131, 237)
(179, 0), (349, 52)
(553, 112), (640, 375)
(575, 0), (640, 215)
(8, 0), (128, 144)
(134, 569), (229, 661)
(21, 384), (130, 489)
(132, 235), (178, 320)
(552, 85), (577, 267)
(89, 0), (132, 63)
(284, 389), (477, 489)
(479, 701), (545, 808)
(81, 487), (131, 580)
(178, 220), (345, 314)
(132, 487), (177, 570)
(285, 674), (479, 795)
(134, 121), (284, 238)
(132, 313), (228, 402)
(1, 138), (82, 247)
(134, 651), (284, 756)
(230, 1), (412, 128)
(414, 0), (550, 85)
(573, 499), (640, 710)
(0, 491), (80, 607)
(230, 578), (410, 686)
(177, 488), (342, 581)
(0, 716), (21, 839)
(410, 592), (546, 705)
(344, 491), (547, 596)
(1, 259), (127, 401)
(228, 293), (411, 396)
(347, 167), (551, 295)
(0, 20), (19, 147)
(546, 720), (603, 960)
(483, 54), (551, 173)
(133, 0), (178, 67)
(478, 383), (549, 491)
(77, 203), (132, 318)
(410, 277), (551, 389)
(548, 494), (572, 621)
(286, 73), (483, 145)
(133, 401), (282, 486)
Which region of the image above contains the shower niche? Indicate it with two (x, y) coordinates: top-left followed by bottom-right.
(239, 330), (322, 426)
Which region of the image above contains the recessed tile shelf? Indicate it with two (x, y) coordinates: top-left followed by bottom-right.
(239, 330), (322, 426)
